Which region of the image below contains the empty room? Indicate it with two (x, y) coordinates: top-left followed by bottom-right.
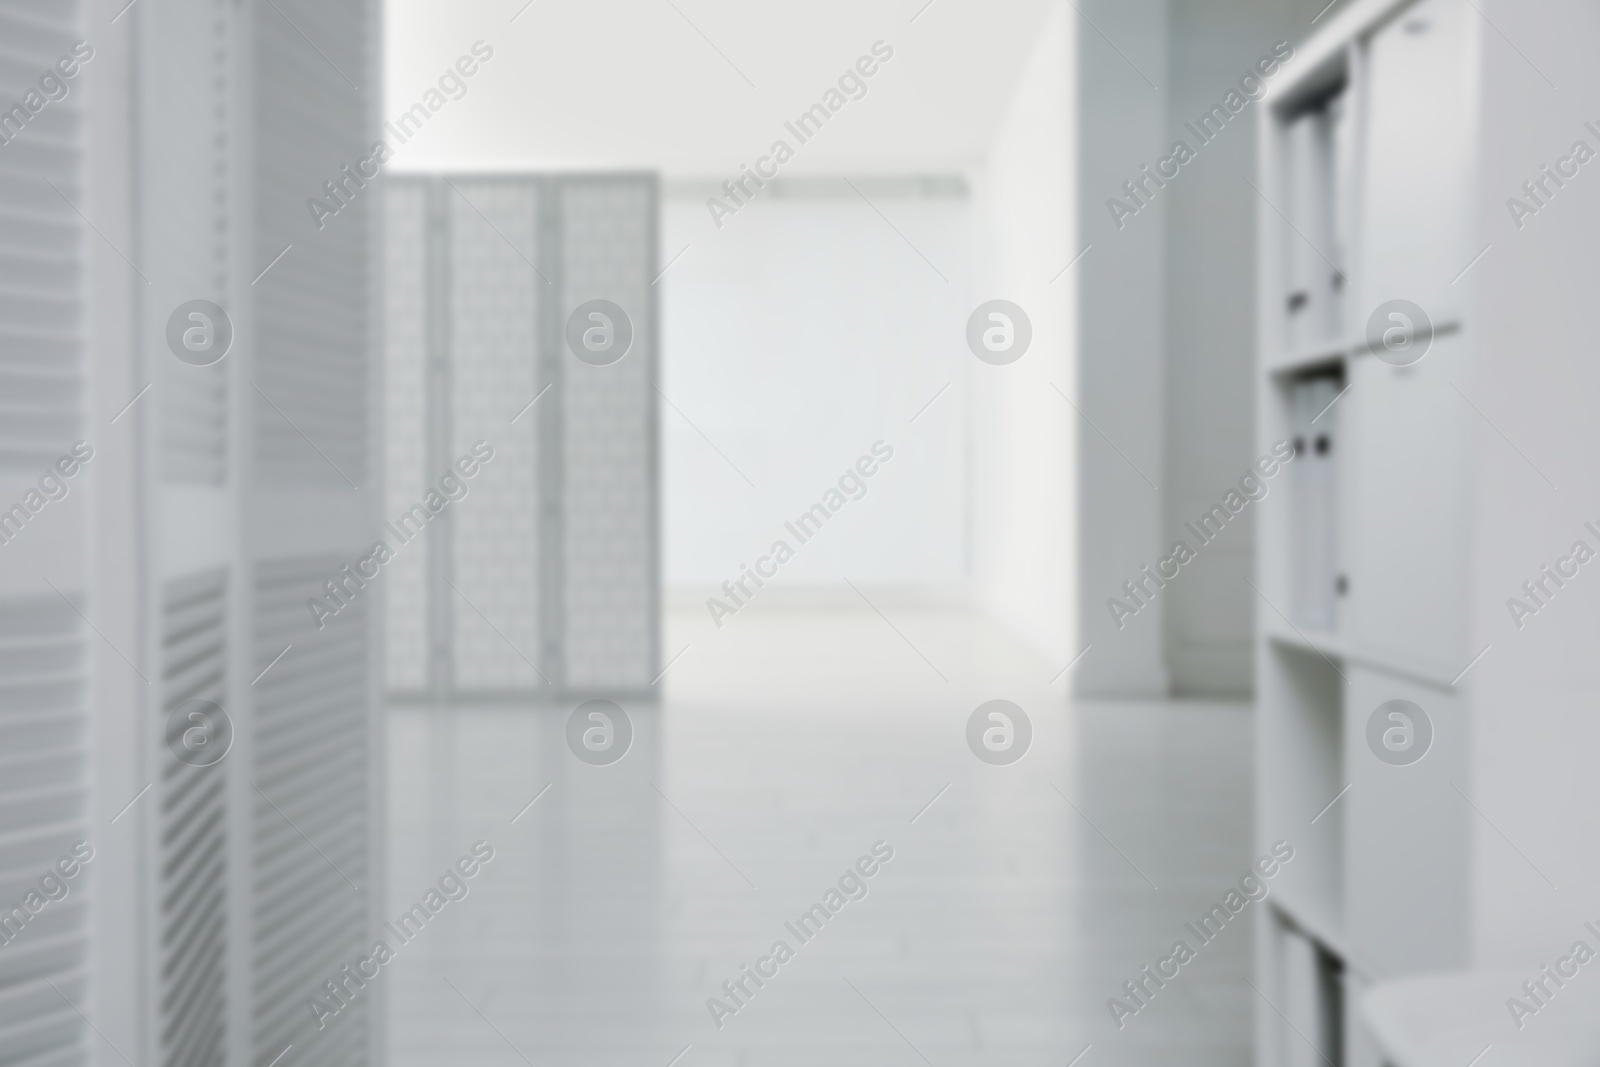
(1, 1), (1597, 1066)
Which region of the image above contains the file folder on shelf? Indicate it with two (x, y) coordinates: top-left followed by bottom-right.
(1289, 373), (1341, 632)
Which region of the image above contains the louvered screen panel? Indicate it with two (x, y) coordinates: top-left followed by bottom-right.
(0, 3), (91, 1066)
(251, 0), (369, 489)
(383, 181), (427, 691)
(251, 558), (369, 1067)
(450, 180), (542, 690)
(0, 595), (90, 1067)
(560, 178), (658, 690)
(250, 0), (374, 1061)
(158, 571), (228, 1067)
(0, 2), (86, 465)
(146, 0), (232, 484)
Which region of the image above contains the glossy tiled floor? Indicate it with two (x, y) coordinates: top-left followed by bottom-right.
(386, 601), (1254, 1066)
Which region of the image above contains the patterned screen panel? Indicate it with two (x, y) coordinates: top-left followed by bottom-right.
(381, 174), (658, 696)
(560, 178), (658, 691)
(449, 179), (543, 691)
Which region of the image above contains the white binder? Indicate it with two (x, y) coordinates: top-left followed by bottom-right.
(1290, 374), (1341, 631)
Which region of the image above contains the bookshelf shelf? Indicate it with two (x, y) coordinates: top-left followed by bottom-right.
(1270, 891), (1363, 980)
(1264, 344), (1347, 379)
(1265, 320), (1465, 378)
(1263, 622), (1343, 657)
(1262, 624), (1459, 692)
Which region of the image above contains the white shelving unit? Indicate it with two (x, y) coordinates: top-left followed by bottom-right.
(1253, 0), (1600, 1064)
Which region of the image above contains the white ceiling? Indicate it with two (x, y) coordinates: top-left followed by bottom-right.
(383, 0), (1059, 175)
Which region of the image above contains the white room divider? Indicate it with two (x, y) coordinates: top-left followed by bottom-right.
(384, 173), (660, 701)
(244, 4), (382, 1064)
(0, 4), (95, 1065)
(75, 1), (384, 1067)
(135, 3), (240, 1066)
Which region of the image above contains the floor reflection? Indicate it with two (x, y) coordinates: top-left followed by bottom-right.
(387, 603), (1251, 1066)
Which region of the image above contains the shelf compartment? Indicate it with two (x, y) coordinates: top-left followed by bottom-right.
(1259, 640), (1345, 947)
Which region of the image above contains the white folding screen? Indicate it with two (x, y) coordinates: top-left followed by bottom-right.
(244, 3), (381, 1067)
(77, 1), (382, 1067)
(384, 174), (659, 700)
(147, 0), (230, 487)
(0, 597), (91, 1067)
(449, 181), (544, 694)
(0, 4), (94, 1067)
(558, 179), (659, 692)
(156, 570), (230, 1067)
(135, 4), (237, 1067)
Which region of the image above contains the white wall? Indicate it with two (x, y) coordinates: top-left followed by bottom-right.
(969, 0), (1078, 666)
(1162, 0), (1304, 697)
(661, 191), (971, 595)
(1074, 0), (1170, 697)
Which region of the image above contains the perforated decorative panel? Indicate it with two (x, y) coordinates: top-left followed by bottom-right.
(560, 178), (658, 691)
(449, 180), (543, 690)
(382, 174), (657, 697)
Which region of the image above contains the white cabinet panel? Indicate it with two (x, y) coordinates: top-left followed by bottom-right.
(1346, 331), (1473, 674)
(1342, 664), (1468, 976)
